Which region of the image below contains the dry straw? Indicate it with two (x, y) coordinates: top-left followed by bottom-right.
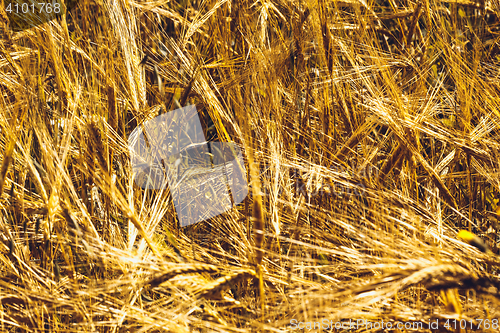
(1, 0), (500, 332)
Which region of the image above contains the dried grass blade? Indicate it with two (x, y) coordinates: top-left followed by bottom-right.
(0, 137), (14, 197)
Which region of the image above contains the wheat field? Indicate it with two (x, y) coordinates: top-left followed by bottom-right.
(1, 0), (500, 331)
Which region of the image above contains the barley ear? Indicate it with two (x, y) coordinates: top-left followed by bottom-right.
(198, 270), (257, 300)
(146, 264), (219, 288)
